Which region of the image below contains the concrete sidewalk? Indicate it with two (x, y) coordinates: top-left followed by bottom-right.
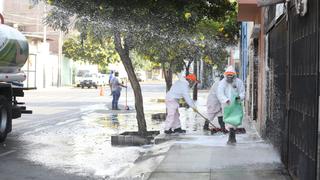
(146, 120), (291, 180)
(118, 92), (291, 180)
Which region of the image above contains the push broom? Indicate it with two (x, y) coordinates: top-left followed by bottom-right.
(124, 79), (130, 110)
(194, 110), (246, 134)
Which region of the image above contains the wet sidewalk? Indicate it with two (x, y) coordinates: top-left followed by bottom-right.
(113, 91), (292, 180)
(146, 119), (291, 180)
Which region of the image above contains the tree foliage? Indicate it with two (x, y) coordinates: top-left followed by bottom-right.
(63, 35), (120, 68)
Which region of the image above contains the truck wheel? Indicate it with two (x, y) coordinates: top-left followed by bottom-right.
(0, 96), (11, 143)
(94, 85), (98, 89)
(81, 85), (84, 89)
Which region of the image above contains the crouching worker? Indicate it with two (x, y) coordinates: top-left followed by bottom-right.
(217, 66), (245, 144)
(204, 75), (225, 131)
(164, 74), (198, 134)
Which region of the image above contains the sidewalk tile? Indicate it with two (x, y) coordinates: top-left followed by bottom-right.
(156, 145), (212, 172)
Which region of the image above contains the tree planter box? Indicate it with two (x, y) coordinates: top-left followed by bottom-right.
(111, 131), (160, 146)
(151, 113), (166, 121)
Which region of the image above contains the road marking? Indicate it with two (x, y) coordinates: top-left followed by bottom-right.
(22, 118), (80, 135)
(0, 150), (16, 157)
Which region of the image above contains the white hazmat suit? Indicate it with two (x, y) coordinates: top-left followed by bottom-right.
(164, 78), (195, 131)
(206, 81), (222, 122)
(217, 66), (245, 129)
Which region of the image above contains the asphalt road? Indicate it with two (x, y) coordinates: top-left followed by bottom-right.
(0, 84), (167, 180)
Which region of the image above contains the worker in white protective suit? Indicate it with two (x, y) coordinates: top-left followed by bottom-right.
(204, 75), (225, 131)
(164, 74), (198, 134)
(217, 66), (245, 144)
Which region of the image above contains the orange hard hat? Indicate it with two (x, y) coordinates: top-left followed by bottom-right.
(224, 71), (236, 76)
(224, 66), (236, 76)
(185, 74), (197, 81)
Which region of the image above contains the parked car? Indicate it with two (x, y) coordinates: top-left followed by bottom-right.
(75, 70), (90, 87)
(80, 73), (98, 89)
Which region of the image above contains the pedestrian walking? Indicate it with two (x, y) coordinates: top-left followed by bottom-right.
(217, 66), (245, 144)
(108, 70), (114, 96)
(204, 75), (225, 131)
(164, 74), (198, 134)
(110, 72), (127, 110)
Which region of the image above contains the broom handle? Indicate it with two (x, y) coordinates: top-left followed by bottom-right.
(125, 80), (127, 106)
(191, 99), (217, 128)
(195, 111), (217, 128)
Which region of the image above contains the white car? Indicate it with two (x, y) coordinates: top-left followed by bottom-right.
(75, 70), (90, 87)
(80, 73), (98, 89)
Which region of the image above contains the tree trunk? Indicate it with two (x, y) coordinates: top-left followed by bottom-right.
(193, 59), (198, 101)
(185, 59), (193, 76)
(113, 30), (147, 136)
(162, 63), (173, 92)
(202, 61), (213, 89)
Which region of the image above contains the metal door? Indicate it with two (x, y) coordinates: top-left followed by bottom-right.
(267, 16), (289, 166)
(288, 0), (319, 179)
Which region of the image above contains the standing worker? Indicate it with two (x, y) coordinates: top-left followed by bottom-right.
(164, 74), (198, 134)
(204, 75), (225, 131)
(108, 70), (114, 95)
(110, 72), (127, 110)
(217, 66), (245, 144)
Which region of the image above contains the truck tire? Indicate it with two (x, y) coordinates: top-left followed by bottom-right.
(0, 96), (12, 143)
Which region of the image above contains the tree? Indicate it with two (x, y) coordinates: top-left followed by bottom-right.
(40, 0), (239, 137)
(63, 35), (120, 73)
(135, 38), (185, 92)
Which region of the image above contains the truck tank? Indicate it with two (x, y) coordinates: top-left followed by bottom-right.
(0, 14), (32, 143)
(0, 24), (29, 73)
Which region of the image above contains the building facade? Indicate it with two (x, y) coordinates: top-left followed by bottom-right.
(238, 0), (320, 179)
(2, 0), (75, 88)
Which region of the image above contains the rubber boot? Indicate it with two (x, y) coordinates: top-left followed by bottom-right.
(173, 127), (186, 133)
(164, 129), (174, 134)
(227, 128), (236, 144)
(218, 116), (227, 133)
(203, 120), (210, 130)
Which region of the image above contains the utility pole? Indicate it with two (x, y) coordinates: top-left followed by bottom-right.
(43, 4), (47, 88)
(58, 30), (63, 87)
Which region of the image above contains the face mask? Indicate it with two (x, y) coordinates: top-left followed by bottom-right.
(226, 75), (234, 83)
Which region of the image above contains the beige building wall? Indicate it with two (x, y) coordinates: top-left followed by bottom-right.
(3, 0), (59, 54)
(237, 0), (269, 135)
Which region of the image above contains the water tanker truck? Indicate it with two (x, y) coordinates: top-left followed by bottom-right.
(0, 14), (32, 142)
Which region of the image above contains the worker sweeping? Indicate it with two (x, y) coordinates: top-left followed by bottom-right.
(217, 66), (245, 144)
(204, 75), (225, 131)
(164, 74), (198, 134)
